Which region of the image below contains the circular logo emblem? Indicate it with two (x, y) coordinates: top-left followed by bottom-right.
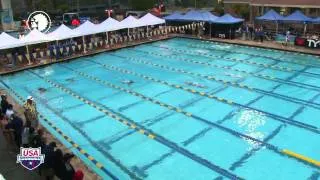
(27, 11), (51, 33)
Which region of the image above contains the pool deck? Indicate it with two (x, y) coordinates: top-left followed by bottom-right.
(1, 34), (319, 76)
(178, 34), (320, 56)
(0, 89), (100, 180)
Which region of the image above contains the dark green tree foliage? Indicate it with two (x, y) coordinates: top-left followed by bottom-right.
(129, 0), (157, 10)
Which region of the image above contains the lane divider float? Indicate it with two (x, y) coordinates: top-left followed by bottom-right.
(0, 81), (119, 180)
(60, 64), (320, 169)
(26, 70), (243, 180)
(110, 53), (320, 109)
(90, 60), (320, 135)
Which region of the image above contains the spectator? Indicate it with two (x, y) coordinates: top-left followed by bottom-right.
(41, 142), (57, 180)
(62, 153), (75, 180)
(73, 170), (84, 180)
(28, 127), (36, 146)
(30, 129), (45, 148)
(5, 104), (14, 120)
(23, 96), (39, 128)
(53, 149), (65, 179)
(1, 94), (9, 114)
(21, 120), (31, 147)
(5, 114), (23, 147)
(249, 25), (254, 40)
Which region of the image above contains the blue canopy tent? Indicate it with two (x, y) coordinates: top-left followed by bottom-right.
(163, 12), (184, 21)
(282, 10), (312, 35)
(211, 14), (244, 24)
(210, 14), (244, 39)
(180, 10), (218, 22)
(168, 10), (219, 37)
(311, 17), (320, 24)
(256, 9), (284, 33)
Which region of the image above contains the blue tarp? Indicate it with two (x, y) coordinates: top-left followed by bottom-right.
(282, 10), (312, 23)
(256, 9), (284, 21)
(211, 14), (244, 24)
(163, 12), (184, 21)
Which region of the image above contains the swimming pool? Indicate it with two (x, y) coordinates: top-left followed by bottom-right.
(1, 37), (320, 179)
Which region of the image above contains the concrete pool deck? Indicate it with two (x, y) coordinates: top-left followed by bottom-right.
(0, 34), (319, 76)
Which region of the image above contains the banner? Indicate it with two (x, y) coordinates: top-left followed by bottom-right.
(307, 39), (320, 48)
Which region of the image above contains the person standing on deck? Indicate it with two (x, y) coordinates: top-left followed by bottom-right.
(1, 94), (9, 115)
(5, 114), (23, 148)
(23, 96), (39, 128)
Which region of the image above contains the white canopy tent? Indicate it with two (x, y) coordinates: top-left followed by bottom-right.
(21, 29), (51, 45)
(120, 15), (145, 28)
(73, 20), (99, 36)
(0, 32), (25, 50)
(21, 29), (51, 64)
(96, 17), (123, 32)
(73, 21), (99, 53)
(139, 13), (165, 26)
(96, 17), (124, 43)
(48, 24), (80, 41)
(120, 15), (146, 36)
(139, 13), (165, 36)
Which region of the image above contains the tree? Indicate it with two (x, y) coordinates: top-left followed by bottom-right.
(129, 0), (157, 10)
(232, 4), (249, 19)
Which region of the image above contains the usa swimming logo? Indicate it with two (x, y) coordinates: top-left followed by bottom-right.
(17, 147), (45, 170)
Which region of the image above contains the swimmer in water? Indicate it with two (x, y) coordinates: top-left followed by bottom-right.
(66, 78), (75, 82)
(38, 87), (47, 94)
(185, 81), (206, 88)
(122, 80), (134, 86)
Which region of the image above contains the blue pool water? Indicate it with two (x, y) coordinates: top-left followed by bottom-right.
(1, 37), (320, 179)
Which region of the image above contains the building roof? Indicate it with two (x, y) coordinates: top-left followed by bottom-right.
(250, 0), (320, 8)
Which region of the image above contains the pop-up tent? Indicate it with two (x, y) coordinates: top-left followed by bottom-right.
(73, 20), (99, 36)
(211, 14), (244, 24)
(48, 24), (80, 41)
(139, 13), (165, 26)
(282, 10), (312, 35)
(201, 11), (219, 22)
(120, 15), (146, 36)
(256, 9), (284, 21)
(256, 9), (284, 33)
(120, 15), (145, 28)
(282, 10), (312, 22)
(22, 29), (50, 45)
(180, 10), (218, 22)
(21, 29), (51, 64)
(180, 10), (205, 21)
(210, 14), (244, 39)
(163, 12), (184, 21)
(312, 17), (320, 24)
(0, 32), (24, 50)
(96, 17), (123, 32)
(139, 13), (166, 35)
(73, 20), (99, 53)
